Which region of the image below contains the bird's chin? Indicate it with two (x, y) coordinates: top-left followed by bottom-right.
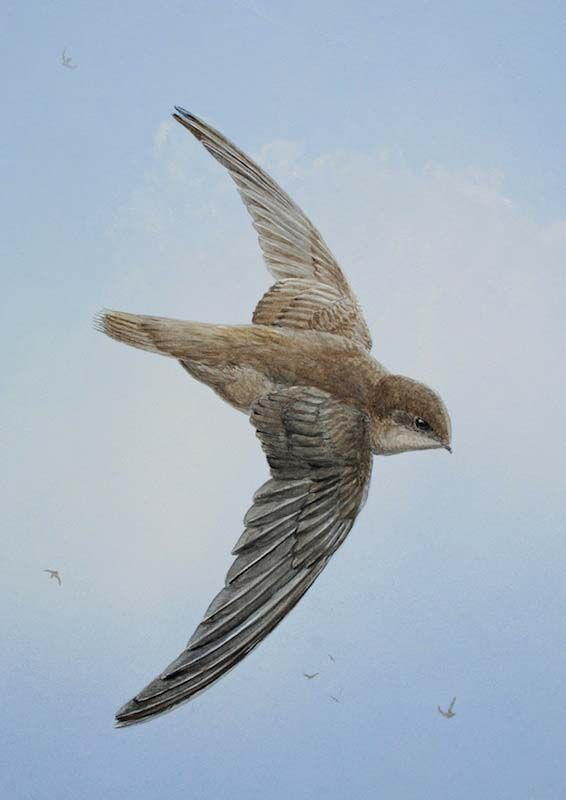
(376, 444), (444, 457)
(372, 431), (450, 456)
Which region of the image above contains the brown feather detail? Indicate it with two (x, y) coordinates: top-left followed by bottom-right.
(96, 310), (384, 410)
(94, 309), (159, 353)
(252, 279), (372, 350)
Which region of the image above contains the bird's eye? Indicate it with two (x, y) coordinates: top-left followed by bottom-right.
(415, 417), (431, 432)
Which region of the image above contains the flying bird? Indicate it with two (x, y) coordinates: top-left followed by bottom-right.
(438, 697), (457, 718)
(44, 569), (61, 586)
(61, 49), (77, 69)
(303, 672), (319, 680)
(329, 688), (343, 703)
(328, 654), (336, 663)
(97, 107), (453, 727)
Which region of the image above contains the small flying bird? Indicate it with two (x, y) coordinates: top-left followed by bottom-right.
(328, 654), (336, 663)
(62, 49), (77, 69)
(329, 688), (343, 703)
(303, 672), (319, 680)
(97, 107), (453, 727)
(438, 697), (456, 718)
(44, 569), (61, 586)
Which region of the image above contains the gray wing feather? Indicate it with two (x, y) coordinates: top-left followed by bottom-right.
(115, 387), (372, 726)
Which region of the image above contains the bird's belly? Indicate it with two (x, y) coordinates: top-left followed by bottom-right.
(180, 360), (274, 413)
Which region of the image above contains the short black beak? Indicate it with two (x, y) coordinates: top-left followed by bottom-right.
(444, 445), (452, 454)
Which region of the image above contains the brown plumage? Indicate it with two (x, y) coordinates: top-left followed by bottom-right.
(96, 108), (452, 727)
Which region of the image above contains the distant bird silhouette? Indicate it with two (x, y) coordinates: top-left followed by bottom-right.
(303, 672), (319, 680)
(438, 697), (456, 718)
(62, 49), (77, 69)
(44, 569), (61, 586)
(329, 688), (342, 703)
(328, 654), (336, 663)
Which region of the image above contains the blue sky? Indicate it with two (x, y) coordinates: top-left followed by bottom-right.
(3, 2), (566, 799)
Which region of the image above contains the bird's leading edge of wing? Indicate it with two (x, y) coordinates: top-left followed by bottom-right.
(115, 387), (372, 726)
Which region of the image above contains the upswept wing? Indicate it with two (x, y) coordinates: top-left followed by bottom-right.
(116, 387), (372, 726)
(172, 108), (372, 350)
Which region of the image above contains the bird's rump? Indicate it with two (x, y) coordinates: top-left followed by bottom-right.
(115, 387), (372, 726)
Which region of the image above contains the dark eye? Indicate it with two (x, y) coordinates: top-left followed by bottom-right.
(415, 417), (431, 432)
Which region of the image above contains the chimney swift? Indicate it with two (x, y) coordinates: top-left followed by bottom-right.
(44, 569), (61, 586)
(97, 108), (452, 726)
(438, 697), (457, 719)
(61, 49), (77, 69)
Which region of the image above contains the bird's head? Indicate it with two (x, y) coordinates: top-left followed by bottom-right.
(369, 374), (452, 456)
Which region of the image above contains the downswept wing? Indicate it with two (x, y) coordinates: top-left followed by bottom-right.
(116, 387), (372, 726)
(172, 108), (372, 350)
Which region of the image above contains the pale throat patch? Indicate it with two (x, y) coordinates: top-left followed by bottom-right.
(371, 422), (440, 456)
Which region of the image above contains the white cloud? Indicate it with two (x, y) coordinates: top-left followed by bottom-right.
(254, 139), (306, 181)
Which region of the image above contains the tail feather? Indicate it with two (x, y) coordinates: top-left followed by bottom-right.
(94, 309), (236, 361)
(94, 310), (163, 354)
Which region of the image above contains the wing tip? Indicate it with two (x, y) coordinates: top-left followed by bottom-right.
(114, 697), (142, 729)
(172, 106), (202, 131)
(114, 718), (133, 729)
